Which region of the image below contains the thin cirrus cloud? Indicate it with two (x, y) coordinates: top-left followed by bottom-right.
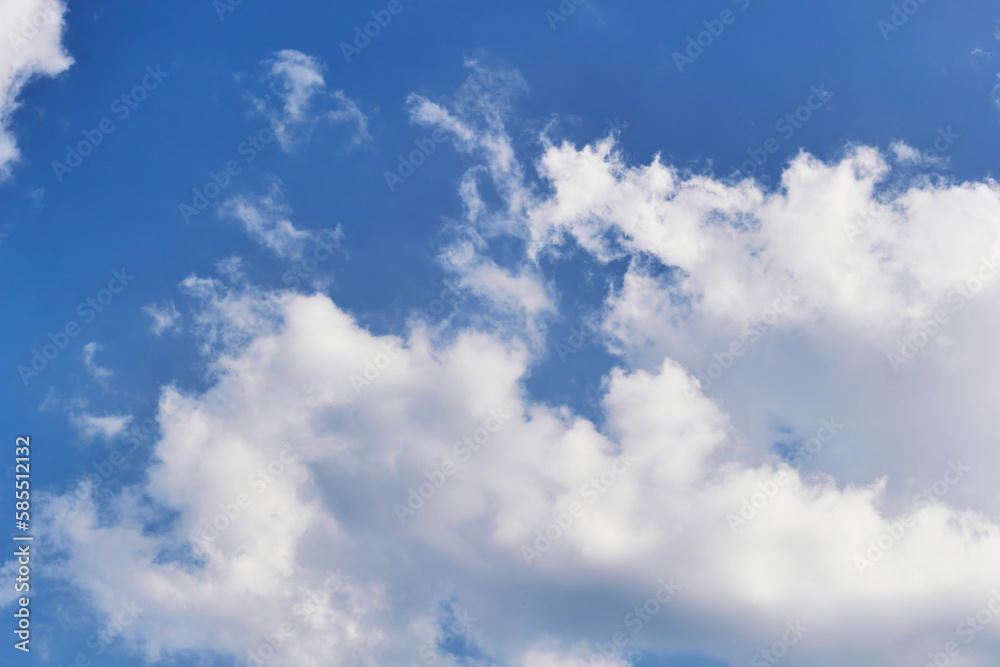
(250, 49), (370, 152)
(142, 299), (182, 336)
(218, 181), (313, 260)
(31, 61), (1000, 667)
(82, 341), (113, 382)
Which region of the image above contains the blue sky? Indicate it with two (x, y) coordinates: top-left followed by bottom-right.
(3, 1), (1000, 666)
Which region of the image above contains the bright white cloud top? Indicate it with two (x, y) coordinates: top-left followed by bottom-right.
(30, 59), (1000, 667)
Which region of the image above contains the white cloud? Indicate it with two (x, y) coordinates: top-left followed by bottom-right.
(520, 649), (630, 667)
(406, 58), (531, 231)
(142, 300), (182, 336)
(890, 139), (949, 168)
(0, 0), (72, 179)
(268, 49), (324, 124)
(70, 412), (131, 442)
(219, 182), (313, 259)
(404, 62), (553, 341)
(0, 560), (22, 609)
(327, 90), (369, 145)
(37, 386), (83, 413)
(439, 227), (555, 345)
(82, 341), (112, 381)
(177, 268), (284, 363)
(254, 49), (370, 151)
(525, 138), (1000, 347)
(33, 283), (1000, 667)
(29, 63), (1000, 667)
(215, 255), (246, 284)
(890, 141), (921, 163)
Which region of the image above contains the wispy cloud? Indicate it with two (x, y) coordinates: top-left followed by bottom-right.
(251, 49), (370, 151)
(69, 412), (131, 442)
(82, 341), (112, 381)
(142, 300), (182, 336)
(219, 181), (312, 259)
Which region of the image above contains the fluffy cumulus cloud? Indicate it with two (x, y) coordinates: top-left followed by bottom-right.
(35, 64), (1000, 667)
(0, 0), (72, 179)
(528, 137), (1000, 344)
(251, 49), (370, 152)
